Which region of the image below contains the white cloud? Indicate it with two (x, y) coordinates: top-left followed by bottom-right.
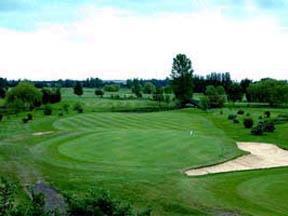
(0, 6), (287, 81)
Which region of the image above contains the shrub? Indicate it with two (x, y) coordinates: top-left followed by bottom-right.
(6, 82), (42, 112)
(199, 96), (209, 111)
(27, 113), (33, 121)
(104, 84), (120, 92)
(43, 105), (52, 116)
(243, 118), (254, 129)
(228, 114), (237, 120)
(22, 117), (29, 124)
(42, 88), (61, 104)
(233, 119), (240, 124)
(237, 110), (245, 115)
(62, 103), (70, 113)
(165, 95), (170, 104)
(251, 123), (264, 136)
(95, 89), (104, 97)
(220, 110), (223, 115)
(0, 113), (3, 122)
(58, 111), (64, 117)
(73, 103), (83, 113)
(67, 189), (151, 216)
(246, 113), (250, 117)
(259, 116), (263, 120)
(135, 91), (142, 98)
(263, 120), (275, 132)
(110, 94), (121, 100)
(264, 111), (271, 118)
(205, 85), (226, 108)
(143, 82), (156, 94)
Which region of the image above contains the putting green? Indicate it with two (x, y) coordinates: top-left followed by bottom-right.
(57, 129), (231, 167)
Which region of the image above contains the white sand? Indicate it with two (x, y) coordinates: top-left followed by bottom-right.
(185, 142), (288, 176)
(32, 131), (54, 136)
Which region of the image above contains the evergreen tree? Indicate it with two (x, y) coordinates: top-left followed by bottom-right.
(73, 82), (83, 96)
(170, 54), (194, 107)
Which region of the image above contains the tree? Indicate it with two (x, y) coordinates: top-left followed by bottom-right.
(170, 54), (194, 107)
(199, 96), (209, 111)
(73, 81), (83, 96)
(240, 78), (252, 94)
(153, 87), (164, 105)
(41, 88), (61, 104)
(6, 81), (42, 111)
(143, 82), (156, 94)
(126, 79), (133, 89)
(95, 89), (104, 97)
(205, 85), (226, 108)
(243, 118), (254, 128)
(227, 82), (243, 103)
(0, 88), (5, 98)
(246, 79), (288, 106)
(104, 84), (119, 92)
(131, 79), (142, 98)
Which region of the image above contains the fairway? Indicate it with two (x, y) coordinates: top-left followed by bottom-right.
(1, 108), (288, 215)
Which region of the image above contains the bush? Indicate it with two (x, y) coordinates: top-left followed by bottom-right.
(110, 94), (121, 100)
(62, 103), (70, 113)
(251, 123), (264, 136)
(42, 88), (61, 104)
(0, 113), (3, 122)
(73, 103), (83, 113)
(228, 114), (237, 120)
(104, 84), (120, 92)
(246, 113), (250, 117)
(243, 118), (254, 129)
(205, 85), (226, 108)
(220, 110), (223, 115)
(27, 113), (33, 121)
(199, 96), (209, 111)
(43, 105), (52, 116)
(237, 110), (245, 115)
(67, 189), (151, 216)
(58, 111), (64, 117)
(263, 120), (275, 132)
(233, 119), (240, 124)
(259, 116), (263, 120)
(264, 111), (271, 118)
(0, 177), (49, 216)
(22, 117), (29, 124)
(164, 95), (171, 104)
(95, 89), (104, 97)
(6, 81), (42, 111)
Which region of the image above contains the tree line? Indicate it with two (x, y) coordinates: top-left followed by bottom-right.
(1, 53), (288, 110)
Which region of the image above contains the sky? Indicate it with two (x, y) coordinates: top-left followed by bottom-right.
(0, 0), (287, 81)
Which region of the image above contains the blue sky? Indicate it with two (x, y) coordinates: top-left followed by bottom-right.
(1, 0), (287, 30)
(0, 0), (287, 80)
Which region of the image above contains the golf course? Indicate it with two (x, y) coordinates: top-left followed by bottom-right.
(1, 86), (288, 215)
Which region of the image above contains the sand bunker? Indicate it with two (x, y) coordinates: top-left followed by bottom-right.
(32, 131), (54, 136)
(186, 142), (288, 176)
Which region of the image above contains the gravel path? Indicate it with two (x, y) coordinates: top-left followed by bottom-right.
(186, 142), (288, 176)
(32, 181), (67, 215)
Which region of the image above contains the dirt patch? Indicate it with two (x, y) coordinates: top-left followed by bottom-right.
(186, 142), (288, 176)
(32, 181), (67, 215)
(32, 131), (54, 136)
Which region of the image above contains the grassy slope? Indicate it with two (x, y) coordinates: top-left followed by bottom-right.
(187, 107), (288, 216)
(1, 91), (288, 215)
